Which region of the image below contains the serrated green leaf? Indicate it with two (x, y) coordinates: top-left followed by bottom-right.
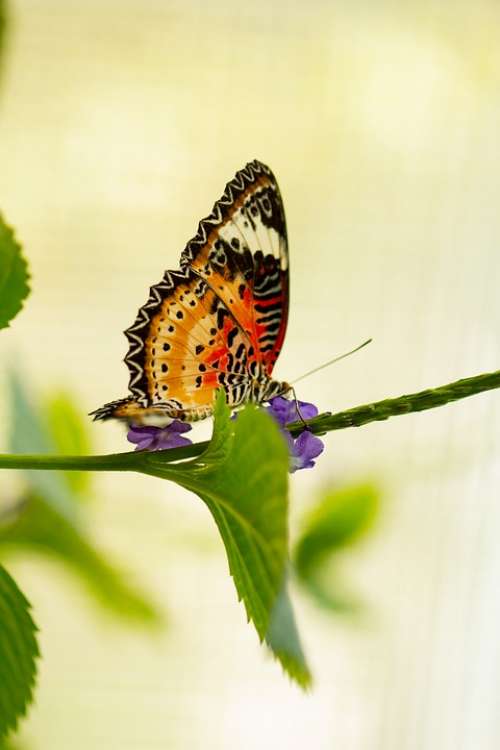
(142, 390), (311, 687)
(0, 216), (30, 331)
(0, 564), (39, 740)
(293, 482), (380, 612)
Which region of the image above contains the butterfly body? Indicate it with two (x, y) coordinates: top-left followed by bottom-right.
(92, 160), (291, 425)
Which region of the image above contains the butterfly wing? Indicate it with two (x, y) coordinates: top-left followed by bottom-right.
(123, 266), (256, 418)
(94, 161), (289, 422)
(180, 159), (289, 375)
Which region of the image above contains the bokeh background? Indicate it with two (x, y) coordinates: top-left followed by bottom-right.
(1, 0), (500, 748)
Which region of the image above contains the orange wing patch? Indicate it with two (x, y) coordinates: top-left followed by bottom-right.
(129, 268), (254, 412)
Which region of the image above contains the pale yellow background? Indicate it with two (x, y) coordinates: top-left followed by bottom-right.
(1, 1), (500, 748)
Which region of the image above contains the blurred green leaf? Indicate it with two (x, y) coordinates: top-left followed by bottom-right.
(0, 741), (27, 750)
(42, 391), (91, 495)
(295, 482), (380, 574)
(0, 739), (27, 750)
(9, 372), (79, 523)
(0, 217), (30, 331)
(143, 390), (311, 687)
(0, 2), (5, 41)
(0, 494), (160, 626)
(293, 482), (380, 613)
(0, 564), (39, 740)
(4, 372), (161, 626)
(0, 0), (7, 82)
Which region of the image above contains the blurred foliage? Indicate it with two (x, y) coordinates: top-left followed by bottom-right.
(0, 0), (6, 79)
(0, 493), (160, 624)
(9, 374), (81, 523)
(0, 565), (39, 741)
(0, 216), (30, 331)
(41, 392), (91, 495)
(293, 482), (380, 613)
(0, 741), (26, 750)
(0, 371), (161, 626)
(142, 390), (311, 687)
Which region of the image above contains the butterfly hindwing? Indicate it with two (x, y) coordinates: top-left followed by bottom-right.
(123, 266), (254, 415)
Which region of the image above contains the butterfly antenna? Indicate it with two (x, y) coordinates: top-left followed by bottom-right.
(291, 338), (373, 385)
(290, 386), (308, 427)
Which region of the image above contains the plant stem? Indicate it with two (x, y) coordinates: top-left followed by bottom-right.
(0, 369), (498, 472)
(288, 369), (500, 436)
(0, 441), (208, 471)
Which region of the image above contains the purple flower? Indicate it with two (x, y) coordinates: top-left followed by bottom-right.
(127, 420), (192, 451)
(288, 430), (324, 473)
(267, 396), (324, 472)
(265, 396), (319, 426)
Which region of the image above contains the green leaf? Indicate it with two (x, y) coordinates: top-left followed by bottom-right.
(0, 741), (26, 750)
(142, 390), (311, 688)
(293, 482), (380, 612)
(4, 372), (161, 625)
(0, 216), (30, 331)
(0, 1), (7, 82)
(0, 494), (160, 626)
(8, 371), (79, 523)
(0, 564), (39, 740)
(42, 391), (91, 495)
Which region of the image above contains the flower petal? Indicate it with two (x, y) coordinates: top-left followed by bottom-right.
(134, 437), (157, 451)
(167, 421), (192, 434)
(127, 421), (193, 452)
(127, 425), (159, 444)
(265, 396), (324, 472)
(267, 396), (319, 426)
(293, 401), (319, 422)
(265, 396), (292, 426)
(289, 430), (325, 472)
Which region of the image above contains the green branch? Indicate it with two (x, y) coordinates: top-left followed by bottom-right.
(0, 441), (206, 472)
(288, 369), (500, 436)
(0, 369), (498, 473)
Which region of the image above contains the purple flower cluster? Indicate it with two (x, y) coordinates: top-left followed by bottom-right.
(127, 421), (192, 451)
(126, 396), (323, 473)
(265, 396), (324, 473)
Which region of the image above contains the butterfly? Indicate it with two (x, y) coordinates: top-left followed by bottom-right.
(91, 160), (291, 426)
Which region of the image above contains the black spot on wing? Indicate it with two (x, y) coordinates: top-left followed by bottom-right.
(227, 327), (238, 348)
